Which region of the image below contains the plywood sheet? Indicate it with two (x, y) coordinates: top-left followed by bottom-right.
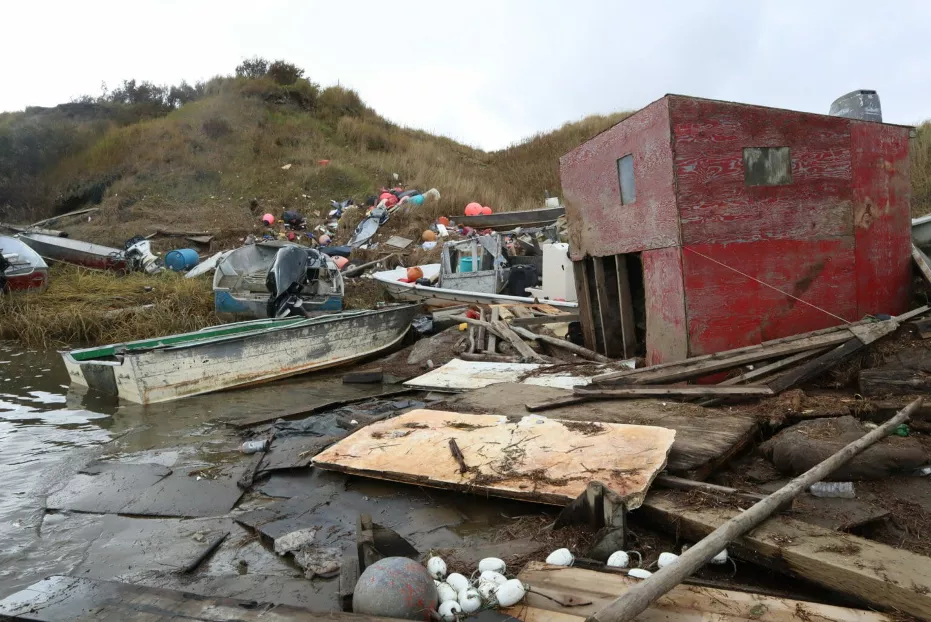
(403, 358), (614, 391)
(507, 562), (891, 622)
(642, 246), (688, 364)
(313, 409), (675, 509)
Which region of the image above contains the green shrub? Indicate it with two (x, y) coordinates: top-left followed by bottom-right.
(267, 60), (304, 86)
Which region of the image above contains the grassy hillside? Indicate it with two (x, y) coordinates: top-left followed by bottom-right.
(0, 62), (631, 247)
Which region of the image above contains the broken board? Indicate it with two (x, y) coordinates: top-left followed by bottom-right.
(404, 358), (608, 391)
(312, 408), (676, 509)
(0, 576), (399, 621)
(449, 383), (758, 479)
(506, 561), (891, 622)
(639, 491), (931, 620)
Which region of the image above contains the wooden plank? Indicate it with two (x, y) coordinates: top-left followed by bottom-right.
(574, 385), (773, 398)
(913, 243), (931, 286)
(615, 254), (638, 359)
(767, 320), (899, 394)
(573, 260), (598, 352)
(313, 409), (675, 509)
(488, 306), (499, 352)
(594, 320), (861, 383)
(859, 368), (931, 396)
(653, 474), (768, 503)
(452, 383), (759, 479)
(0, 576), (394, 621)
(493, 319), (547, 362)
(511, 325), (612, 363)
(506, 562), (891, 622)
(511, 313), (579, 326)
(639, 491), (931, 620)
(29, 206), (99, 227)
(592, 257), (625, 358)
(718, 347), (829, 386)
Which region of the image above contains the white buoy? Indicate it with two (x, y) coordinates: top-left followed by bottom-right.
(479, 570), (507, 586)
(438, 600), (461, 621)
(495, 579), (527, 607)
(658, 552), (679, 568)
(458, 587), (482, 613)
(436, 582), (457, 603)
(710, 549), (729, 565)
(446, 572), (469, 593)
(628, 568), (653, 579)
(427, 556), (447, 580)
(478, 557), (506, 574)
(477, 580), (498, 603)
(545, 548), (574, 567)
(606, 551), (630, 568)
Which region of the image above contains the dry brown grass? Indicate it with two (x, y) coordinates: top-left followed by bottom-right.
(0, 264), (219, 347)
(912, 121), (931, 218)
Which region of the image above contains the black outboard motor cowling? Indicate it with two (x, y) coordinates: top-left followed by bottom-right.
(266, 246), (327, 318)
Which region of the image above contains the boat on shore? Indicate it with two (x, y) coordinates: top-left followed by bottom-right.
(373, 263), (577, 310)
(61, 304), (421, 404)
(1, 235), (49, 293)
(18, 232), (159, 273)
(213, 242), (344, 319)
(456, 206), (565, 231)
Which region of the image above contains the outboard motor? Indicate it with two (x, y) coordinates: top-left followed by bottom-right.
(829, 90), (882, 122)
(265, 246), (330, 318)
(123, 236), (162, 274)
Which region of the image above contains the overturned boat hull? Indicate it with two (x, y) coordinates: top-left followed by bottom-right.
(1, 236), (49, 293)
(373, 264), (577, 310)
(18, 232), (128, 272)
(456, 206), (565, 230)
(61, 305), (420, 404)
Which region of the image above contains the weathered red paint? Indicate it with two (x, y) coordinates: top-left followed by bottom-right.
(561, 94), (912, 363)
(561, 98), (679, 260)
(6, 270), (48, 292)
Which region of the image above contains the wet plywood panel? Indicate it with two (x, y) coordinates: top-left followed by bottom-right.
(449, 383), (757, 479)
(0, 576), (395, 621)
(313, 409), (676, 509)
(45, 462), (172, 514)
(119, 469), (243, 518)
(404, 359), (608, 391)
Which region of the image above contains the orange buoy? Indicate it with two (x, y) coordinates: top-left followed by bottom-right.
(422, 230), (437, 242)
(480, 206), (493, 215)
(407, 266), (424, 281)
(437, 216), (450, 226)
(333, 256), (349, 270)
(318, 234), (331, 245)
(464, 202), (482, 216)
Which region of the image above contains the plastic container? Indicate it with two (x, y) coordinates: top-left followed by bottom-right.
(165, 248), (200, 272)
(459, 256), (476, 272)
(809, 482), (855, 498)
(241, 439), (269, 454)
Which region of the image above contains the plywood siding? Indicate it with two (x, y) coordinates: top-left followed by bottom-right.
(560, 98), (678, 260)
(670, 96), (854, 246)
(851, 122), (912, 317)
(642, 246), (688, 364)
(682, 239), (857, 355)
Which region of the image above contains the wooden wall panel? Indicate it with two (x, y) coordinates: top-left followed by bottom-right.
(642, 246), (688, 364)
(682, 239), (858, 356)
(670, 96), (854, 246)
(560, 98), (678, 260)
(851, 123), (912, 317)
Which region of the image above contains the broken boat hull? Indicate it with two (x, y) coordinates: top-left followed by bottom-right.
(1, 235), (49, 293)
(18, 232), (129, 272)
(61, 305), (420, 404)
(373, 264), (578, 310)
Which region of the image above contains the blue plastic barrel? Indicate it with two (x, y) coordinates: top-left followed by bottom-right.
(165, 248), (200, 271)
(459, 256), (475, 272)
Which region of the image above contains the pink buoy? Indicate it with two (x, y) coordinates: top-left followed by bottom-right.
(262, 213), (275, 226)
(480, 206), (493, 215)
(464, 202), (482, 216)
(333, 256), (349, 270)
(318, 234), (331, 245)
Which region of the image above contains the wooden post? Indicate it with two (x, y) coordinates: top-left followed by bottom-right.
(511, 325), (612, 363)
(574, 259), (599, 352)
(488, 306), (499, 353)
(592, 258), (625, 358)
(586, 398), (922, 622)
(615, 255), (638, 359)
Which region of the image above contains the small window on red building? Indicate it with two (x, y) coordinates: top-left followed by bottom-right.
(743, 147), (792, 186)
(617, 154), (636, 205)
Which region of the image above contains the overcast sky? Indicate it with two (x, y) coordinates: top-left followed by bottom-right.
(3, 0), (931, 150)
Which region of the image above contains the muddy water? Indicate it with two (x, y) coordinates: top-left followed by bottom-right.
(0, 342), (534, 608)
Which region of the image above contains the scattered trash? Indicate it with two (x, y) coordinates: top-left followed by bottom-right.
(280, 163), (292, 170)
(164, 248), (199, 272)
(240, 439), (269, 454)
(809, 481), (856, 498)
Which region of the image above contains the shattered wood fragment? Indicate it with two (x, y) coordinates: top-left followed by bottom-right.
(179, 531), (229, 574)
(448, 438), (469, 473)
(458, 352), (522, 363)
(511, 325), (612, 363)
(488, 306), (500, 352)
(859, 367), (931, 396)
(493, 319), (548, 362)
(652, 474), (768, 504)
(511, 313), (580, 326)
(554, 482), (626, 561)
(913, 243), (931, 286)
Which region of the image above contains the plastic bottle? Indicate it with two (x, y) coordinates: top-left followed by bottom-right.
(240, 439), (269, 454)
(809, 482), (855, 498)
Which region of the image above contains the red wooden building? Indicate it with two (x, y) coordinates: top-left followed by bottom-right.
(560, 94), (912, 365)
